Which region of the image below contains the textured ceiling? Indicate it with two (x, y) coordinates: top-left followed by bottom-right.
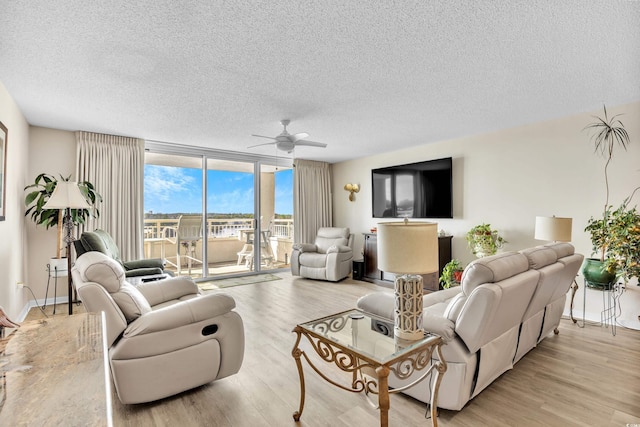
(1, 1), (639, 163)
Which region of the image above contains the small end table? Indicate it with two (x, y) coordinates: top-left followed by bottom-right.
(292, 309), (447, 427)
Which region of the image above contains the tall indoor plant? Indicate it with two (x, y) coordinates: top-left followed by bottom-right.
(582, 106), (635, 288)
(24, 173), (101, 259)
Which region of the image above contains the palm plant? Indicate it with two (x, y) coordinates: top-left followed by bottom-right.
(584, 105), (630, 262)
(24, 173), (101, 258)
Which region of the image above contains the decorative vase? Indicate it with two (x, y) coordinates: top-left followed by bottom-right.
(581, 258), (616, 289)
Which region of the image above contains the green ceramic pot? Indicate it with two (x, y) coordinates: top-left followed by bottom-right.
(581, 258), (616, 290)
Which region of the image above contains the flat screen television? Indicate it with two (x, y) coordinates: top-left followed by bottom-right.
(371, 157), (453, 218)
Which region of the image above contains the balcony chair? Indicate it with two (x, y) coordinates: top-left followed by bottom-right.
(291, 227), (354, 282)
(162, 215), (204, 275)
(71, 251), (245, 404)
(238, 229), (276, 270)
(74, 229), (170, 278)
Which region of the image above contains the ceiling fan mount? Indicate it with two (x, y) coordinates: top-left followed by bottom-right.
(249, 119), (327, 153)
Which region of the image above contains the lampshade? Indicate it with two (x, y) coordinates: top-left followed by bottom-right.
(43, 181), (91, 209)
(377, 221), (439, 274)
(534, 216), (572, 242)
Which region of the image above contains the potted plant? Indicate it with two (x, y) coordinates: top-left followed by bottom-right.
(466, 223), (507, 258)
(24, 173), (102, 266)
(585, 190), (640, 287)
(440, 259), (464, 289)
(582, 106), (634, 288)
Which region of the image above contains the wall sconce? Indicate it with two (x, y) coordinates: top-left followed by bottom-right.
(344, 183), (360, 202)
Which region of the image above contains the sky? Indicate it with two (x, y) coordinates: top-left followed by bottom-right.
(144, 165), (293, 215)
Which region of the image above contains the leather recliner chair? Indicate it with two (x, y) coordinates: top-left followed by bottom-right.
(290, 227), (354, 281)
(74, 229), (170, 277)
(71, 251), (245, 404)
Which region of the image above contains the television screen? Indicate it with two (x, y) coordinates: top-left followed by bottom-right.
(372, 157), (453, 218)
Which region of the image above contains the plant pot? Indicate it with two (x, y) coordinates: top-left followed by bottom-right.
(581, 258), (616, 290)
(49, 257), (68, 278)
(474, 243), (496, 258)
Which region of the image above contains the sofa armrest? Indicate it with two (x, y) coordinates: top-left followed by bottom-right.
(124, 267), (164, 278)
(357, 292), (395, 320)
(123, 258), (165, 271)
(124, 293), (236, 337)
(423, 287), (463, 308)
(135, 276), (200, 306)
(293, 243), (318, 253)
(327, 244), (352, 254)
(423, 313), (455, 342)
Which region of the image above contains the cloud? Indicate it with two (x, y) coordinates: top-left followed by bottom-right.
(144, 165), (198, 212)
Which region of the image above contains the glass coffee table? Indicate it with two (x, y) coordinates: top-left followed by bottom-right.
(292, 309), (447, 427)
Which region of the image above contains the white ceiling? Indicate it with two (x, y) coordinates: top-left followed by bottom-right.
(1, 1), (639, 164)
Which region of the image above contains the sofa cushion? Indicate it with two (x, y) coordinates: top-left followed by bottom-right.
(462, 252), (529, 295)
(520, 246), (558, 269)
(76, 251), (151, 322)
(544, 242), (575, 258)
(315, 227), (350, 253)
(81, 229), (124, 265)
(112, 282), (152, 322)
(299, 252), (331, 268)
(78, 251), (126, 293)
(315, 236), (348, 254)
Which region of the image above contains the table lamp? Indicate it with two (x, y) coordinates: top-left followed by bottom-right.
(377, 219), (438, 340)
(43, 181), (91, 315)
(534, 216), (572, 242)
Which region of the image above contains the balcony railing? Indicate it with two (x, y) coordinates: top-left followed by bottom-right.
(144, 218), (293, 240)
(142, 218), (294, 275)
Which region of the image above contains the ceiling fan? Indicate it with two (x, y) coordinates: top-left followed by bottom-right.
(248, 119), (327, 153)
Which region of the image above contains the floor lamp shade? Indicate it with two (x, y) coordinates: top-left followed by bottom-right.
(43, 181), (91, 315)
(43, 181), (91, 210)
(377, 221), (438, 340)
(534, 216), (572, 242)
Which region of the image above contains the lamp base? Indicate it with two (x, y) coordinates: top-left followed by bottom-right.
(394, 274), (424, 341)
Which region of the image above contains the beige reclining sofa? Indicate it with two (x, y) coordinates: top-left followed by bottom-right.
(356, 243), (583, 410)
(72, 251), (245, 404)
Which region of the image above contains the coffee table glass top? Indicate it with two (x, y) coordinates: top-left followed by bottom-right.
(298, 309), (438, 364)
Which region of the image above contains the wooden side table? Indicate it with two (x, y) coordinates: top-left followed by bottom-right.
(292, 309), (447, 427)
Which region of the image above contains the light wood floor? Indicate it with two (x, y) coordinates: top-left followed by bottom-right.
(28, 273), (640, 427)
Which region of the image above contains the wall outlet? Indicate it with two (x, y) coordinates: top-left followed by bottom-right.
(16, 281), (24, 289)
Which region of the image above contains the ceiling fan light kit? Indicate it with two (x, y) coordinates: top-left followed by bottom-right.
(249, 119), (327, 153)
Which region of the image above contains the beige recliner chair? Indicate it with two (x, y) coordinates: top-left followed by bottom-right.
(290, 227), (354, 281)
(71, 251), (244, 404)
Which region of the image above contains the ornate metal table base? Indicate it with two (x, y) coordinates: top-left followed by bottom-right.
(291, 317), (446, 427)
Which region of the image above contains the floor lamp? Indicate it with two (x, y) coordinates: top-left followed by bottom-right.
(43, 181), (90, 315)
(377, 219), (439, 341)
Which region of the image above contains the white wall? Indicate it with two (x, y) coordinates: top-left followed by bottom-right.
(25, 127), (76, 308)
(0, 81), (30, 321)
(332, 102), (640, 271)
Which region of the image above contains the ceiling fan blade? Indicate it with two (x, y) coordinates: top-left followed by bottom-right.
(295, 140), (327, 148)
(291, 132), (309, 142)
(247, 142), (277, 149)
(251, 134), (277, 140)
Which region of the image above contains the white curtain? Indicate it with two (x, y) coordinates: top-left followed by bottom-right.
(293, 159), (333, 244)
(76, 132), (145, 261)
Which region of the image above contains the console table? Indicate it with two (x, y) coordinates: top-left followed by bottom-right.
(363, 233), (452, 291)
(0, 313), (112, 426)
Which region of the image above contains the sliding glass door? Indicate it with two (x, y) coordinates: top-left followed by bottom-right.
(143, 142), (293, 280)
(143, 152), (205, 279)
